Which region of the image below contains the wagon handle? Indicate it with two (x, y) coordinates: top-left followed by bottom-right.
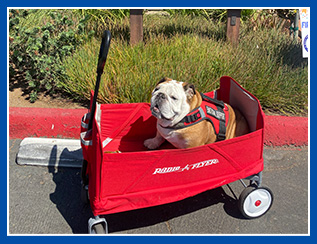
(97, 30), (111, 75)
(88, 30), (111, 131)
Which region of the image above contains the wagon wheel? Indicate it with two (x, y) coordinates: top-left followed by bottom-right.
(88, 216), (108, 234)
(91, 223), (107, 234)
(238, 186), (273, 219)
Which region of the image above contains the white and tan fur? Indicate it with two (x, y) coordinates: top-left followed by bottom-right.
(144, 77), (249, 149)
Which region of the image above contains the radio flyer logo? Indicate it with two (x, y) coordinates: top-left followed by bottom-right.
(152, 158), (219, 175)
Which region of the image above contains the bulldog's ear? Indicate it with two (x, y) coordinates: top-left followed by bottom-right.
(183, 83), (196, 99)
(157, 77), (172, 86)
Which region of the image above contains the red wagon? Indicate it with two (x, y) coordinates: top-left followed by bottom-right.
(80, 31), (273, 234)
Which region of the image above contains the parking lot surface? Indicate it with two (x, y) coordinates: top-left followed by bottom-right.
(9, 139), (308, 235)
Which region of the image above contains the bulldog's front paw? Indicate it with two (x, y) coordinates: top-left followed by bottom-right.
(144, 138), (163, 150)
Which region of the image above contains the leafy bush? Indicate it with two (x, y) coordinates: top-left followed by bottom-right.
(9, 9), (94, 102)
(10, 9), (307, 115)
(60, 14), (308, 115)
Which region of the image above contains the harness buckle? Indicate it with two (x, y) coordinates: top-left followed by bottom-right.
(217, 132), (226, 141)
(185, 112), (200, 124)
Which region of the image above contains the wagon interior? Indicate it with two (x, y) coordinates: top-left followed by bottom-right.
(95, 76), (263, 153)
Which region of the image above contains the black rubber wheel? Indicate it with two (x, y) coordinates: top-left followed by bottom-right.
(238, 186), (273, 219)
(92, 223), (107, 234)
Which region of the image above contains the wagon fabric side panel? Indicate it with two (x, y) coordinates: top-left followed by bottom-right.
(98, 103), (159, 152)
(91, 136), (263, 216)
(217, 76), (265, 133)
(84, 107), (104, 212)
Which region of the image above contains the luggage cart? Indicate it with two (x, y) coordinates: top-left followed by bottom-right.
(80, 31), (273, 234)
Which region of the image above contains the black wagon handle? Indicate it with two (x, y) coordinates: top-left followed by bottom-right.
(97, 30), (111, 75)
(88, 30), (111, 131)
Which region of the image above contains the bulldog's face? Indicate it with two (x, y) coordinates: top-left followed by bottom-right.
(150, 78), (196, 127)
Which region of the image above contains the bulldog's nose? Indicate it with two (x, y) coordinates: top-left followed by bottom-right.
(157, 92), (166, 100)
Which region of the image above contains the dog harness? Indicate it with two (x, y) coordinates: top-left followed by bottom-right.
(172, 93), (229, 141)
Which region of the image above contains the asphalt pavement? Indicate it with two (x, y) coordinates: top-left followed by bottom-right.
(8, 138), (309, 235)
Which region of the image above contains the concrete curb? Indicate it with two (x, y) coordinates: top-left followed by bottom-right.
(9, 107), (308, 147)
(16, 137), (83, 168)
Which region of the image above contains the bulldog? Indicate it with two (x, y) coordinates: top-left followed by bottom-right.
(144, 77), (249, 149)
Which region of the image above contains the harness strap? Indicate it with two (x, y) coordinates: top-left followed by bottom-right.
(200, 93), (227, 140)
(168, 94), (228, 141)
(200, 93), (225, 109)
(184, 110), (201, 124)
(215, 104), (226, 141)
(205, 103), (227, 141)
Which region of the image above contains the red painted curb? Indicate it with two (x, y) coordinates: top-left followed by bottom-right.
(9, 107), (308, 146)
(264, 115), (308, 147)
(9, 107), (87, 139)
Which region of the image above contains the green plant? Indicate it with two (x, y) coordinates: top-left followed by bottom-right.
(60, 14), (307, 115)
(71, 9), (130, 38)
(10, 9), (307, 115)
(164, 9), (257, 23)
(75, 9), (129, 24)
(9, 9), (94, 102)
(143, 14), (226, 42)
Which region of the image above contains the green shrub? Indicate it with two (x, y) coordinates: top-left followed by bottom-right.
(60, 14), (307, 115)
(9, 9), (94, 102)
(10, 9), (307, 115)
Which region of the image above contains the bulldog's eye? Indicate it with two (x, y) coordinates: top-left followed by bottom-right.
(153, 87), (159, 93)
(171, 96), (178, 100)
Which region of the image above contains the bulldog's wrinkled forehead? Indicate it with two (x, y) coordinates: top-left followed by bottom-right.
(155, 79), (185, 93)
(160, 79), (183, 87)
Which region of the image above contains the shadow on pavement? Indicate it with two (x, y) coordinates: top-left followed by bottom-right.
(48, 145), (244, 234)
(106, 186), (243, 233)
(48, 145), (93, 234)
